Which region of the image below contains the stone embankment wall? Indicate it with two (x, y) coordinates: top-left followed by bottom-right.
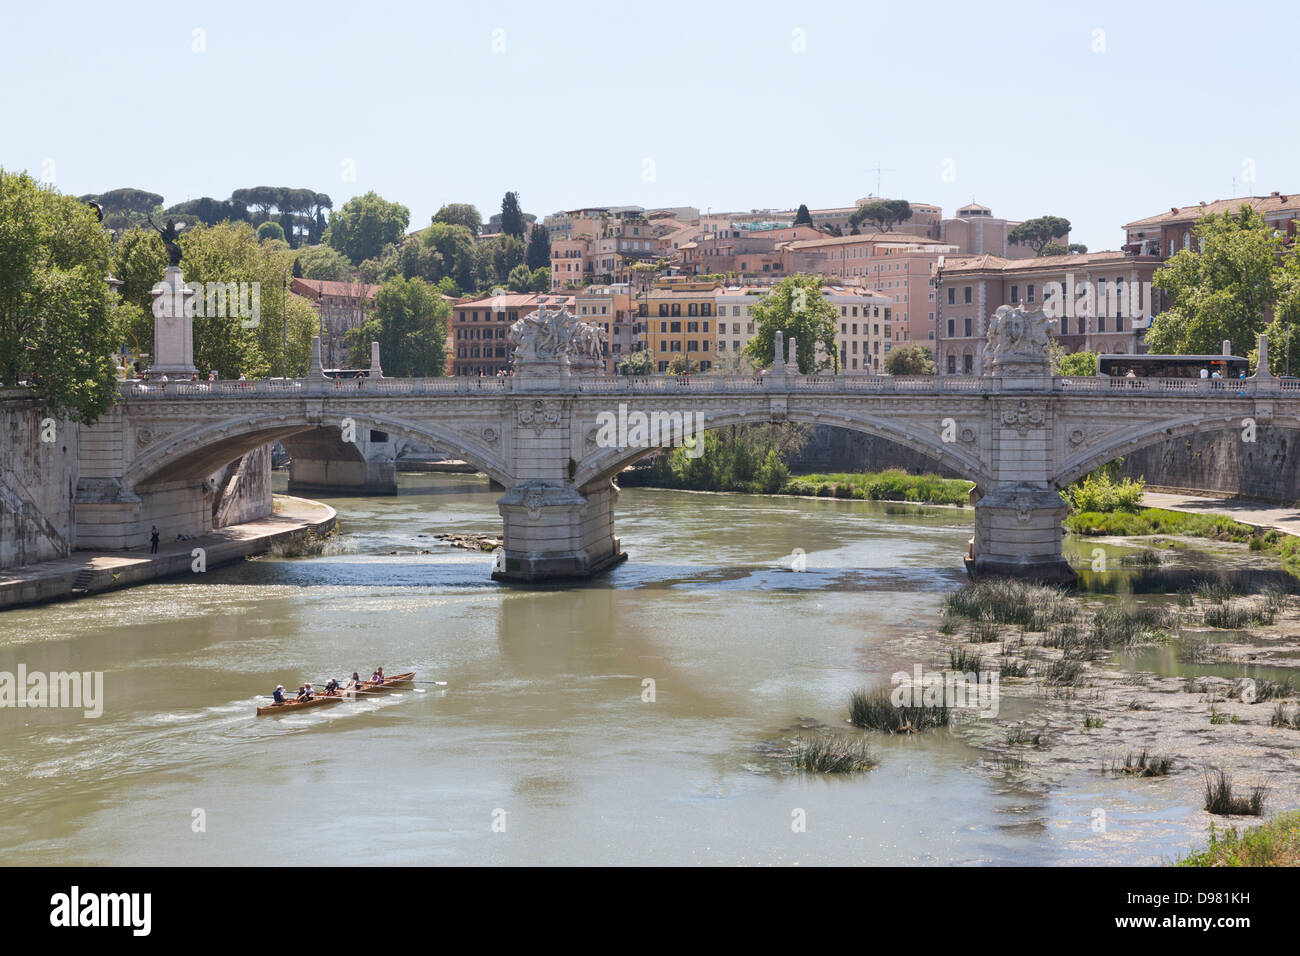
(794, 423), (1300, 506)
(1, 395), (78, 569)
(789, 425), (965, 479)
(1118, 427), (1300, 504)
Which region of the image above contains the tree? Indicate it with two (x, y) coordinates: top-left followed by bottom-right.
(1145, 206), (1282, 359)
(525, 224), (551, 271)
(506, 263), (534, 292)
(1050, 343), (1098, 376)
(421, 222), (477, 290)
(1068, 243), (1088, 254)
(500, 191), (524, 239)
(1, 170), (122, 422)
(1009, 216), (1071, 255)
(78, 187), (163, 233)
(849, 199), (912, 233)
(344, 276), (448, 376)
(177, 222), (317, 378)
(742, 274), (839, 373)
(793, 204), (813, 226)
(432, 203), (481, 237)
(474, 234), (525, 291)
(1266, 250), (1300, 375)
(884, 342), (935, 375)
(618, 349), (654, 375)
(528, 267), (550, 293)
(325, 191), (410, 264)
(110, 226), (168, 361)
(294, 244), (353, 281)
(666, 354), (697, 376)
(257, 221), (286, 243)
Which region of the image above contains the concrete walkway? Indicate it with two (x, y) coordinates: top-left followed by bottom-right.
(0, 495), (336, 610)
(1143, 491), (1300, 536)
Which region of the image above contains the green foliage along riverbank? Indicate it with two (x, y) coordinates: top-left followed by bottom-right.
(1178, 811), (1300, 866)
(782, 471), (972, 505)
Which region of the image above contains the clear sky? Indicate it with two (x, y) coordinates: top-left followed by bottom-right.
(2, 0), (1296, 251)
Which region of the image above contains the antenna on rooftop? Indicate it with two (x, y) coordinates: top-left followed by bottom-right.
(871, 163), (895, 196)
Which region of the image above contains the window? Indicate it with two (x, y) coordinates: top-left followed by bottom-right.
(963, 354), (973, 373)
(963, 317), (972, 336)
(670, 321), (681, 333)
(947, 319), (955, 337)
(963, 286), (972, 304)
(947, 354), (956, 374)
(1011, 285), (1019, 304)
(947, 288), (955, 305)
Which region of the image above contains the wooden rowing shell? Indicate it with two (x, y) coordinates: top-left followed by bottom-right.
(255, 672), (415, 716)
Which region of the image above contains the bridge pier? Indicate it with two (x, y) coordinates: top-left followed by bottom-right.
(492, 478), (626, 582)
(967, 486), (1075, 585)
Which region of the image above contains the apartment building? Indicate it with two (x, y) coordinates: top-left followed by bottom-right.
(1124, 191), (1300, 260)
(448, 292), (574, 376)
(641, 287), (720, 372)
(786, 233), (954, 346)
(713, 286), (891, 372)
(933, 252), (1165, 374)
(289, 277), (380, 369)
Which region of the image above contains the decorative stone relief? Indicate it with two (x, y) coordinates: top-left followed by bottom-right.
(1000, 400), (1045, 436)
(518, 399), (562, 436)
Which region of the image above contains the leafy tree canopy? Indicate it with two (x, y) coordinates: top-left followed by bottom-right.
(1009, 215), (1071, 255)
(849, 199), (912, 233)
(325, 191), (410, 264)
(2, 170), (122, 422)
(742, 274), (839, 373)
(883, 342), (935, 375)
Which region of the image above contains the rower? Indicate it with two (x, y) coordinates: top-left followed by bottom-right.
(346, 672), (361, 691)
(371, 666), (385, 685)
(324, 678), (340, 696)
(273, 685), (285, 704)
(297, 683), (314, 701)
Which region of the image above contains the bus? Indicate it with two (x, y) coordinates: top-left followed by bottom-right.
(1097, 354), (1249, 379)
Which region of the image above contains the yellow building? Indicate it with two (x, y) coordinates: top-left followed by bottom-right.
(641, 287), (721, 372)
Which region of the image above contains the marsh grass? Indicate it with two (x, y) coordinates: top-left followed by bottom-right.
(1269, 704), (1300, 729)
(1043, 659), (1086, 687)
(1203, 770), (1266, 816)
(1178, 812), (1300, 866)
(948, 647), (984, 673)
(943, 580), (1075, 631)
(1091, 604), (1178, 649)
(848, 686), (951, 734)
(784, 734), (877, 773)
(1109, 750), (1174, 777)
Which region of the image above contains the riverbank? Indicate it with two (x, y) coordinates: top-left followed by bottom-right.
(878, 576), (1300, 863)
(622, 466), (975, 506)
(0, 494), (336, 610)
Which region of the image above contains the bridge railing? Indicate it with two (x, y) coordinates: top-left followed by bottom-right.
(119, 373), (1292, 400)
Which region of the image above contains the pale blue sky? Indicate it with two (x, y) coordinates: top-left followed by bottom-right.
(2, 0), (1296, 251)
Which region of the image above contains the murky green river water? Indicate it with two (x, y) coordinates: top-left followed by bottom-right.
(0, 474), (1210, 865)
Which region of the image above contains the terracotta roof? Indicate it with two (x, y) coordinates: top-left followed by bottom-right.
(1125, 193), (1300, 229)
(786, 232), (949, 250)
(290, 278), (380, 299)
(938, 251), (1147, 273)
(453, 293), (574, 310)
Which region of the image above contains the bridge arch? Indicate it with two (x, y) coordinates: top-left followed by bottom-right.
(1051, 413), (1300, 490)
(124, 411), (512, 490)
(571, 406), (991, 492)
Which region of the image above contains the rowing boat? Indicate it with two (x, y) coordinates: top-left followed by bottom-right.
(255, 672), (416, 716)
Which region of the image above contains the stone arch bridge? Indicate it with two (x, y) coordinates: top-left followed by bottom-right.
(79, 332), (1297, 584)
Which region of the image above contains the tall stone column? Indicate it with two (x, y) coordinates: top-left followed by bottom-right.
(967, 305), (1076, 584)
(149, 266), (197, 379)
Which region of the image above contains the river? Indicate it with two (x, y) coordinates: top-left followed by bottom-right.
(0, 473), (1207, 865)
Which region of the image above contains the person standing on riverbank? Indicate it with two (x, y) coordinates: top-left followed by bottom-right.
(149, 526), (160, 554)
